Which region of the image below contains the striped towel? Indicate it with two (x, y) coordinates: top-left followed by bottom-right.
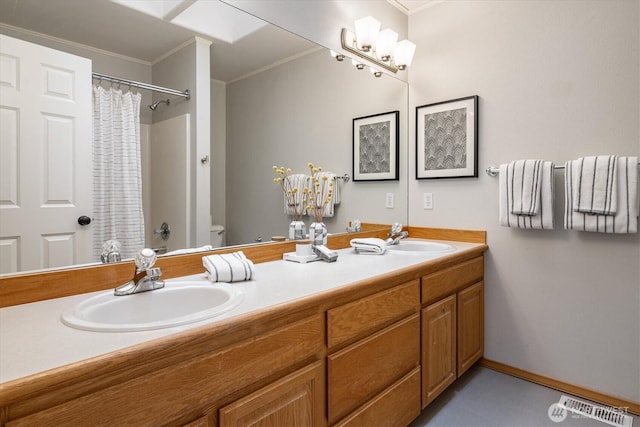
(509, 160), (544, 215)
(315, 172), (338, 217)
(499, 161), (555, 230)
(202, 251), (255, 282)
(283, 174), (309, 217)
(350, 238), (387, 255)
(565, 156), (637, 233)
(573, 156), (618, 215)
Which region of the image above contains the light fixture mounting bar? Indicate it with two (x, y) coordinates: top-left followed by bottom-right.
(340, 28), (398, 73)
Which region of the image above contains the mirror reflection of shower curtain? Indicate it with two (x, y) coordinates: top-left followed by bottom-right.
(92, 85), (145, 261)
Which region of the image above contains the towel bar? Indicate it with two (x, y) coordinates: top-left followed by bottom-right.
(485, 160), (640, 177)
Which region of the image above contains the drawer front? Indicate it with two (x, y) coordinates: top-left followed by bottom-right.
(219, 361), (324, 427)
(9, 315), (323, 427)
(327, 314), (420, 423)
(422, 256), (483, 304)
(333, 367), (421, 427)
(327, 280), (419, 349)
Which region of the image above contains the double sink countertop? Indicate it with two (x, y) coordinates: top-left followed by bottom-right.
(0, 239), (484, 385)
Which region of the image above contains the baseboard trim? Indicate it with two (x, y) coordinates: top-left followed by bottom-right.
(479, 358), (640, 416)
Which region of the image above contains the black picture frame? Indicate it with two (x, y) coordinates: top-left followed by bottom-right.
(352, 110), (400, 181)
(415, 95), (478, 179)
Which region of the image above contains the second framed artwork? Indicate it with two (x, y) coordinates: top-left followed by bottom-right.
(415, 95), (478, 179)
(352, 110), (399, 181)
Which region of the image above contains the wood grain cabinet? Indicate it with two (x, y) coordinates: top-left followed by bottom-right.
(219, 361), (324, 427)
(327, 280), (421, 426)
(421, 256), (484, 408)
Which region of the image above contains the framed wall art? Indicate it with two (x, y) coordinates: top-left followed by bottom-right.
(352, 110), (399, 181)
(415, 95), (478, 179)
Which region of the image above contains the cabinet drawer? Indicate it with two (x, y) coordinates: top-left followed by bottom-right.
(334, 367), (421, 427)
(327, 280), (419, 348)
(219, 361), (324, 427)
(422, 256), (483, 304)
(327, 314), (420, 423)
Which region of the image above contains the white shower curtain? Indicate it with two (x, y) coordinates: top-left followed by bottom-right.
(92, 85), (145, 261)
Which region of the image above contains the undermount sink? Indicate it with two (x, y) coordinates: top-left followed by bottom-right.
(387, 240), (456, 254)
(61, 281), (243, 332)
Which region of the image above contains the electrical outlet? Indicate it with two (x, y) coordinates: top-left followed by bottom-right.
(385, 193), (394, 209)
(423, 192), (433, 210)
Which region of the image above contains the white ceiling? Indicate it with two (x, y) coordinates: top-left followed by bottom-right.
(0, 0), (434, 82)
(0, 0), (317, 82)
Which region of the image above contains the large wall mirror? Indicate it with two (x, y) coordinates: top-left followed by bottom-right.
(0, 0), (408, 276)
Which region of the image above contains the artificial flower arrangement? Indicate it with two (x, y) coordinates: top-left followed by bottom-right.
(272, 163), (333, 223)
(273, 166), (305, 221)
(304, 162), (333, 223)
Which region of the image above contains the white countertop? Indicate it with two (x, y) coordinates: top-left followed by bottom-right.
(0, 239), (481, 384)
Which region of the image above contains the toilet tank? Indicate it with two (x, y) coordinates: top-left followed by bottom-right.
(210, 225), (225, 248)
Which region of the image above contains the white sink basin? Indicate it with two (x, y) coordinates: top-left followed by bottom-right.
(387, 241), (456, 254)
(61, 281), (243, 332)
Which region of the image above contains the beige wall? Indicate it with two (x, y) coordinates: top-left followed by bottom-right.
(225, 49), (408, 245)
(408, 0), (639, 401)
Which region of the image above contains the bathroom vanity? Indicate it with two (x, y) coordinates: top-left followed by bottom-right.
(0, 227), (487, 426)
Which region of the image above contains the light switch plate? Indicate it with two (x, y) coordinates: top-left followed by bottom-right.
(386, 193), (394, 209)
(423, 193), (433, 210)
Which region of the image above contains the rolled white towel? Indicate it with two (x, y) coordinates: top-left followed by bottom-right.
(573, 155), (618, 215)
(350, 238), (387, 255)
(203, 251), (255, 282)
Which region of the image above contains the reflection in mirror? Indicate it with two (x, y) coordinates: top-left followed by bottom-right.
(0, 0), (408, 277)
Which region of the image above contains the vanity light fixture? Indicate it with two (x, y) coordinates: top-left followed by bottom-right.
(352, 59), (365, 70)
(340, 16), (416, 74)
(369, 67), (382, 78)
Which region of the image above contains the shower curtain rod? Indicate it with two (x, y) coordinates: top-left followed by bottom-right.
(92, 72), (190, 99)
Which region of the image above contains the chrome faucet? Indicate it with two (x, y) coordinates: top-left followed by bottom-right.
(114, 248), (165, 296)
(386, 222), (408, 246)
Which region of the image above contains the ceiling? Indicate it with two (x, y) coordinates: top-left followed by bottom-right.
(0, 0), (317, 82)
(0, 0), (433, 82)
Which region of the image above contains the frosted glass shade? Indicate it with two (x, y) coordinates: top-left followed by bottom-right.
(394, 39), (416, 68)
(354, 16), (381, 51)
(376, 29), (398, 60)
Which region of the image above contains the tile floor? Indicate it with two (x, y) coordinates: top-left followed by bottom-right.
(409, 366), (638, 427)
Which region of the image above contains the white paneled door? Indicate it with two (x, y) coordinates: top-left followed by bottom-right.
(0, 34), (92, 274)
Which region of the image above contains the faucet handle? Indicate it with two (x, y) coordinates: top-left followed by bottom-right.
(135, 248), (157, 272)
(146, 267), (162, 280)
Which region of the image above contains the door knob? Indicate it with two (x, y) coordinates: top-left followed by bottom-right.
(78, 216), (92, 226)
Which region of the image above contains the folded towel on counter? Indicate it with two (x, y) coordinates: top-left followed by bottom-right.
(499, 161), (555, 230)
(350, 238), (387, 255)
(572, 155), (618, 215)
(203, 251), (255, 282)
(508, 160), (544, 215)
(565, 156), (637, 233)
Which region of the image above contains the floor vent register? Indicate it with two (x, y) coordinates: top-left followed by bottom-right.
(557, 395), (633, 427)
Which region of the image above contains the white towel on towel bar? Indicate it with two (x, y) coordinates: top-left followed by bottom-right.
(203, 251), (255, 282)
(509, 159), (544, 216)
(314, 172), (338, 218)
(564, 156), (637, 234)
(282, 174), (309, 217)
(499, 161), (555, 230)
(572, 155), (618, 215)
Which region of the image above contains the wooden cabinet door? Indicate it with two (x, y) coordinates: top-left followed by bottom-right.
(219, 361), (324, 427)
(421, 294), (456, 408)
(457, 281), (484, 377)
